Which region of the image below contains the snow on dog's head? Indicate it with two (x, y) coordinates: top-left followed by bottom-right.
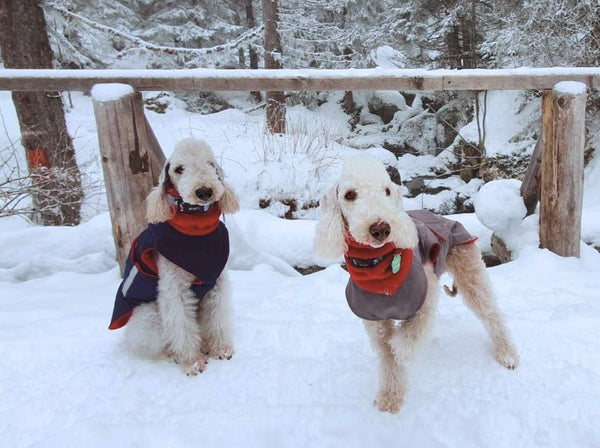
(146, 139), (239, 223)
(313, 155), (417, 258)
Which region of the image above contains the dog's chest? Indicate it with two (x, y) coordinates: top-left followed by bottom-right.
(346, 258), (428, 321)
(108, 221), (230, 330)
(344, 210), (475, 321)
(148, 221), (229, 281)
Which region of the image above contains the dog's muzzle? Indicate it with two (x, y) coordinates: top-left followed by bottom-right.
(168, 195), (212, 214)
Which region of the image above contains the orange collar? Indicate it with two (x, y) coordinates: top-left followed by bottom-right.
(344, 234), (413, 295)
(167, 204), (221, 236)
(166, 187), (221, 236)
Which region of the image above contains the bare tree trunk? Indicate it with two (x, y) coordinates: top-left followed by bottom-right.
(469, 0), (477, 70)
(445, 25), (462, 69)
(245, 0), (261, 102)
(0, 0), (83, 226)
(262, 0), (286, 134)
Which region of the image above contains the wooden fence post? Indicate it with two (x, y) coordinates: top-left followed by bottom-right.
(539, 82), (587, 257)
(92, 84), (166, 274)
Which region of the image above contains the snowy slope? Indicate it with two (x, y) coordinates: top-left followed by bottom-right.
(1, 214), (599, 447)
(1, 89), (600, 447)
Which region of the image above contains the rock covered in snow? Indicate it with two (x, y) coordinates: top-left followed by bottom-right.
(474, 179), (539, 258)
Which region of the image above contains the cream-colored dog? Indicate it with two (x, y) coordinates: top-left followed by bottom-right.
(109, 139), (239, 376)
(313, 155), (518, 413)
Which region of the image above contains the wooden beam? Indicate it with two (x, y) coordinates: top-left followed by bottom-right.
(443, 73), (600, 91)
(539, 82), (587, 258)
(0, 68), (599, 92)
(92, 84), (165, 273)
(520, 137), (542, 216)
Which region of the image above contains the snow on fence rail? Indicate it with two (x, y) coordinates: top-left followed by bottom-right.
(0, 68), (595, 265)
(0, 67), (599, 92)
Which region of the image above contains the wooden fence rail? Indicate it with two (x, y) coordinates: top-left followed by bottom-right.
(0, 68), (598, 263)
(0, 67), (599, 92)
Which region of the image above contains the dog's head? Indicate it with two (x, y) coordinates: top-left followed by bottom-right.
(146, 139), (240, 223)
(313, 155), (418, 258)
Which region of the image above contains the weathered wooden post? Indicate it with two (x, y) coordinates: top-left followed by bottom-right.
(539, 82), (587, 257)
(91, 84), (166, 273)
(520, 138), (542, 216)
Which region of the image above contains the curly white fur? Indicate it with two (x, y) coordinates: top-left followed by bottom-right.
(124, 138), (238, 376)
(314, 156), (418, 257)
(314, 155), (519, 413)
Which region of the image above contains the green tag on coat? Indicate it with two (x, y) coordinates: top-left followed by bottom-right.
(391, 254), (401, 274)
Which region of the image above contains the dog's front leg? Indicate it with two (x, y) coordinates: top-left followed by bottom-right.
(390, 263), (440, 362)
(363, 319), (406, 413)
(198, 271), (234, 360)
(157, 257), (207, 376)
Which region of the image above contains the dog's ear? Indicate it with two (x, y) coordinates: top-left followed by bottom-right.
(212, 160), (239, 214)
(388, 183), (419, 248)
(313, 184), (346, 259)
(219, 181), (240, 214)
(146, 162), (174, 223)
(390, 183), (406, 211)
(161, 162), (173, 193)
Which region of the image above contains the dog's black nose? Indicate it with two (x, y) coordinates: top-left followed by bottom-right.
(195, 187), (213, 201)
(369, 221), (391, 241)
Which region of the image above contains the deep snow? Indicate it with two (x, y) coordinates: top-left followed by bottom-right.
(1, 88), (600, 448)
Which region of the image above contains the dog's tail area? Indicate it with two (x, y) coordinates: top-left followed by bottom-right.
(443, 282), (458, 297)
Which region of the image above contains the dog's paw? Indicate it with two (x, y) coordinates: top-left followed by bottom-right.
(182, 354), (209, 376)
(374, 389), (403, 414)
(494, 341), (519, 370)
(495, 350), (519, 370)
(204, 344), (234, 361)
(166, 350), (209, 376)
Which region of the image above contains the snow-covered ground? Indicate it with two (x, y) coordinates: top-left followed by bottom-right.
(1, 89), (600, 447)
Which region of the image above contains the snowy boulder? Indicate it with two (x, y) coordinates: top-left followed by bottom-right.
(349, 91), (410, 126)
(367, 91), (408, 124)
(475, 179), (526, 233)
(474, 179), (538, 260)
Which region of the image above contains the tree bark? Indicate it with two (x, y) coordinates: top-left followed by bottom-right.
(262, 0), (286, 133)
(245, 0), (261, 102)
(0, 0), (83, 226)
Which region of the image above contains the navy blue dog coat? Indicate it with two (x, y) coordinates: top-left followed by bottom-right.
(109, 211), (229, 330)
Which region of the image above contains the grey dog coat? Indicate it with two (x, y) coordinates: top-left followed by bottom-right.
(345, 210), (475, 321)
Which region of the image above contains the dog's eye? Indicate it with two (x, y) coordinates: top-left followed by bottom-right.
(344, 190), (357, 201)
(174, 166), (184, 175)
(385, 187), (391, 196)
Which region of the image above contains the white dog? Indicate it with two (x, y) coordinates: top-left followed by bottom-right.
(109, 139), (240, 376)
(313, 155), (519, 413)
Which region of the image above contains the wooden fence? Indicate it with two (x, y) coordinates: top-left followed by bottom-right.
(1, 67), (599, 268)
(1, 67), (599, 92)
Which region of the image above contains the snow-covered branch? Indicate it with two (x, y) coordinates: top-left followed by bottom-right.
(45, 3), (264, 57)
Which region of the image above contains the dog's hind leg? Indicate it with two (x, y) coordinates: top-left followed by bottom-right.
(364, 319), (406, 413)
(123, 303), (163, 358)
(157, 256), (207, 375)
(198, 272), (234, 360)
(446, 243), (519, 369)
